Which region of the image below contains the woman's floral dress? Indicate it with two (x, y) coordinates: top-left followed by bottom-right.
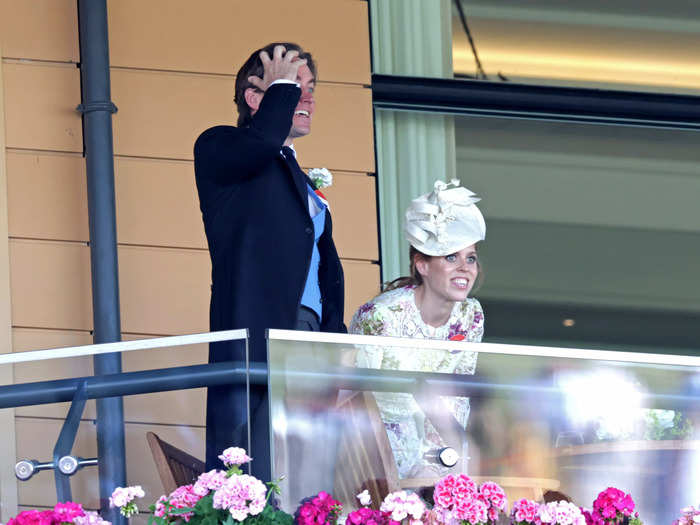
(349, 285), (484, 478)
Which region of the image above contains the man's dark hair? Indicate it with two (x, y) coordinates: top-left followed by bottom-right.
(234, 42), (316, 127)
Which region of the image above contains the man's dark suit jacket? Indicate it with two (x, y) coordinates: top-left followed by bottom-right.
(193, 83), (345, 478)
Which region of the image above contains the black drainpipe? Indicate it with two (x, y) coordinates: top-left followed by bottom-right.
(76, 2), (126, 524)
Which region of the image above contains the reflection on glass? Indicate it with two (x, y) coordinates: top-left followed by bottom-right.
(377, 110), (700, 350)
(354, 341), (477, 480)
(451, 115), (700, 334)
(268, 332), (700, 524)
(370, 0), (700, 93)
(451, 0), (700, 94)
(558, 370), (645, 440)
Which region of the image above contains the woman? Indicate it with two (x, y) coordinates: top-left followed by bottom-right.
(349, 179), (485, 478)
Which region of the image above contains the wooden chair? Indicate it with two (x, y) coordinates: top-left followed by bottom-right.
(334, 391), (560, 507)
(146, 431), (205, 494)
(334, 391), (401, 508)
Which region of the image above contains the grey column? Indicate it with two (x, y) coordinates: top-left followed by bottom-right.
(77, 2), (126, 524)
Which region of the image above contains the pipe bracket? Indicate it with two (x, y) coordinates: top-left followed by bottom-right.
(76, 101), (118, 114)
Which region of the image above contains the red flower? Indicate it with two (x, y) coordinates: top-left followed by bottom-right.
(53, 502), (85, 523)
(346, 508), (397, 525)
(591, 487), (637, 524)
(297, 491), (342, 525)
(8, 510), (55, 525)
(449, 334), (466, 341)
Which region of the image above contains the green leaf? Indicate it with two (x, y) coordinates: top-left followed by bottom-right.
(194, 494), (215, 516)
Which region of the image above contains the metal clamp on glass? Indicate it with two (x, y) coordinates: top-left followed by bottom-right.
(15, 459), (53, 481)
(59, 455), (99, 475)
(423, 446), (460, 467)
(15, 456), (98, 481)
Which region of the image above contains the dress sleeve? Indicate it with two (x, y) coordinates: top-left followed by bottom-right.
(349, 302), (389, 336)
(349, 302), (388, 369)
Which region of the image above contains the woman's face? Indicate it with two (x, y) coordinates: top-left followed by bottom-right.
(416, 244), (479, 304)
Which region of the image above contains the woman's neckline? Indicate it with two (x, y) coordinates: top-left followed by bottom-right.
(409, 286), (461, 330)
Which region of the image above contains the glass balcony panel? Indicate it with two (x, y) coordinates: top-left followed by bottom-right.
(268, 330), (700, 524)
(0, 330), (249, 523)
(376, 108), (700, 349)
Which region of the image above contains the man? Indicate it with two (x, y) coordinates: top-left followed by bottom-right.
(194, 43), (345, 479)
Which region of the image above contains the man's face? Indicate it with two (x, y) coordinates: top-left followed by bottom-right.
(288, 64), (315, 140)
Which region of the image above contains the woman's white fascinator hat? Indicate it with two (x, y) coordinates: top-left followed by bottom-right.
(404, 179), (486, 256)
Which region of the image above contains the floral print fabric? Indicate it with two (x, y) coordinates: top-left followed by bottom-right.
(349, 285), (484, 478)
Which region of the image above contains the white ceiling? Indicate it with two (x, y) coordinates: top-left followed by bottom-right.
(453, 0), (700, 94)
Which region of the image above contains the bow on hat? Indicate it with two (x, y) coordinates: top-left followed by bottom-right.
(404, 179), (486, 256)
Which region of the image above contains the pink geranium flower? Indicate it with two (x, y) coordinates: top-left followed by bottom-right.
(218, 446), (252, 467)
(479, 481), (507, 522)
(158, 485), (202, 522)
(7, 505), (108, 525)
(511, 498), (540, 524)
(296, 491), (343, 525)
(455, 499), (488, 524)
(72, 511), (110, 525)
(580, 508), (594, 525)
(212, 473), (267, 521)
(538, 501), (586, 525)
(432, 475), (506, 524)
(53, 502), (85, 523)
(590, 487), (641, 525)
(7, 509), (55, 525)
(193, 469), (227, 496)
(109, 485), (145, 517)
(672, 505), (700, 525)
(347, 507), (400, 525)
(380, 490), (425, 525)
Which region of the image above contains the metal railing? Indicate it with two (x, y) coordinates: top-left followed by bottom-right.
(0, 329), (248, 517)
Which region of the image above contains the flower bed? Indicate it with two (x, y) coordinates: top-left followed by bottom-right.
(10, 446), (697, 525)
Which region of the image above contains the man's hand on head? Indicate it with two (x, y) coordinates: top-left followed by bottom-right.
(247, 45), (307, 92)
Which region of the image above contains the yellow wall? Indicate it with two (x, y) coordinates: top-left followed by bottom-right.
(0, 40), (20, 519)
(1, 0), (378, 516)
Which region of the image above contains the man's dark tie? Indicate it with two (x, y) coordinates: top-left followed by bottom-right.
(281, 146), (303, 175)
(282, 146), (315, 198)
